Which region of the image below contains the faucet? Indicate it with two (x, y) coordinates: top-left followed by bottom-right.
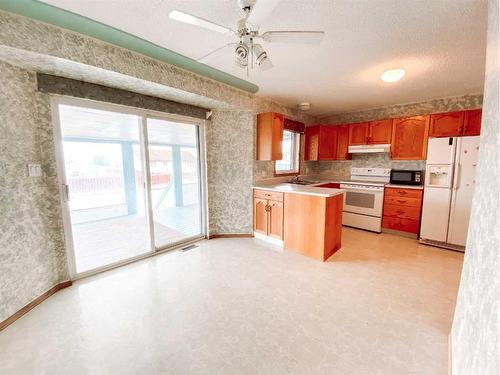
(291, 175), (300, 183)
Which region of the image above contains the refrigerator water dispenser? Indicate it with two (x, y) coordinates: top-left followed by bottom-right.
(426, 165), (453, 188)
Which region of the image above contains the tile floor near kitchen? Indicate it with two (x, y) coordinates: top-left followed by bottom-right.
(0, 227), (463, 375)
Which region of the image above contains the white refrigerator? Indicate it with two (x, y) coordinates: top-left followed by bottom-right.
(420, 136), (480, 251)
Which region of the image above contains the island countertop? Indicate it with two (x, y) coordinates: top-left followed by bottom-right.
(252, 181), (344, 197)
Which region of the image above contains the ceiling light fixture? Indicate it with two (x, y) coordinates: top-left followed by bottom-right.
(380, 68), (406, 83)
(253, 44), (273, 71)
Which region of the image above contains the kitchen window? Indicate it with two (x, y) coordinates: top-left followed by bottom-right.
(275, 130), (300, 175)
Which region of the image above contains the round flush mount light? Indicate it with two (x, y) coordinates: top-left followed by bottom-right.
(380, 68), (406, 83)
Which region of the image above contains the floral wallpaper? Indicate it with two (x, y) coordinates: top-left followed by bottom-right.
(319, 94), (483, 124)
(451, 1), (500, 373)
(206, 110), (255, 234)
(0, 62), (69, 322)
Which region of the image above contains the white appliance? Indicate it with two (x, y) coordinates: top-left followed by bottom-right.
(348, 144), (391, 154)
(340, 168), (390, 232)
(420, 136), (480, 251)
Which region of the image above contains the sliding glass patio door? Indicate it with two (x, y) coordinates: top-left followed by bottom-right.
(146, 117), (203, 249)
(53, 99), (205, 277)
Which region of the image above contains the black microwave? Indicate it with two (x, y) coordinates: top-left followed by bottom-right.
(390, 170), (423, 185)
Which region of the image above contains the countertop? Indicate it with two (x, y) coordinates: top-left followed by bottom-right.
(253, 181), (344, 197)
(385, 184), (424, 190)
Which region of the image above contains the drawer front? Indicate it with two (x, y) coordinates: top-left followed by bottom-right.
(254, 189), (284, 202)
(383, 204), (421, 220)
(384, 196), (422, 207)
(385, 187), (423, 199)
(382, 216), (420, 234)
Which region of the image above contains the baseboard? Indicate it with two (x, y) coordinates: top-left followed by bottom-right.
(0, 280), (72, 332)
(207, 233), (254, 239)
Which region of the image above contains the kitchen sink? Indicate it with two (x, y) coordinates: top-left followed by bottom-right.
(288, 180), (319, 185)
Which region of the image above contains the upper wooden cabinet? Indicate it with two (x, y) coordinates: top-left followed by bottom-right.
(463, 109), (482, 136)
(256, 112), (284, 160)
(369, 119), (393, 144)
(348, 120), (392, 145)
(305, 125), (338, 161)
(336, 125), (351, 160)
(429, 109), (482, 137)
(391, 115), (430, 160)
(429, 111), (464, 137)
(348, 122), (370, 145)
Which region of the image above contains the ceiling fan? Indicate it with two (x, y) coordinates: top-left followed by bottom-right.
(169, 0), (325, 75)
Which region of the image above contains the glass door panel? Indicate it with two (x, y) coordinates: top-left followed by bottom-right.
(58, 104), (150, 274)
(146, 118), (202, 248)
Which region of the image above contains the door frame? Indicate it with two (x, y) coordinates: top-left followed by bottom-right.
(50, 95), (208, 280)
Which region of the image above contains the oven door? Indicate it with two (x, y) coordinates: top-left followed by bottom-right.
(341, 186), (384, 217)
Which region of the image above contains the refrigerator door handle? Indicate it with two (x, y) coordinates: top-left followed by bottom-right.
(452, 163), (461, 190)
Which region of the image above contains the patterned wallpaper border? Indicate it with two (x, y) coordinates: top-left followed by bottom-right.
(319, 93), (483, 124)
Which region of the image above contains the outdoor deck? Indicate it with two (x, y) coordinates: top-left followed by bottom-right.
(71, 205), (201, 273)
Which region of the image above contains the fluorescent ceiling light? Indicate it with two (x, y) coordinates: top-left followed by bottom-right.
(380, 68), (406, 83)
(169, 10), (233, 35)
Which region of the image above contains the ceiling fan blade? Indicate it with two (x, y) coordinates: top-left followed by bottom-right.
(197, 43), (237, 62)
(261, 31), (325, 44)
(169, 10), (235, 36)
(246, 0), (281, 27)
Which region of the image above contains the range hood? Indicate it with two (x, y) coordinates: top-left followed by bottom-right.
(348, 144), (391, 154)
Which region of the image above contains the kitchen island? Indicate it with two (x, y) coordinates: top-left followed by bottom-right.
(252, 182), (344, 261)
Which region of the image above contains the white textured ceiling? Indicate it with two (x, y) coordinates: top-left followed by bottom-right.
(43, 0), (487, 115)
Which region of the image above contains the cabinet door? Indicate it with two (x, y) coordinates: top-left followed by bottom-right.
(318, 126), (338, 160)
(271, 113), (284, 160)
(429, 111), (464, 137)
(348, 122), (370, 145)
(256, 112), (284, 161)
(304, 126), (320, 160)
(463, 109), (482, 136)
(336, 125), (351, 160)
(253, 197), (268, 235)
(391, 116), (430, 160)
(369, 119), (392, 144)
(268, 200), (283, 239)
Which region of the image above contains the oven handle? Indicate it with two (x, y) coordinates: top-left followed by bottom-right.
(341, 186), (384, 193)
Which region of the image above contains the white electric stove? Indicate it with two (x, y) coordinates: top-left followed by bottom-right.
(340, 168), (390, 232)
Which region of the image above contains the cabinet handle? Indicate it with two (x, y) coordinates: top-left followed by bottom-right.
(265, 204), (271, 212)
(396, 210), (405, 215)
(398, 191), (407, 195)
(396, 200), (407, 204)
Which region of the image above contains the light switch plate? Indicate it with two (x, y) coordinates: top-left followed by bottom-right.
(28, 163), (42, 177)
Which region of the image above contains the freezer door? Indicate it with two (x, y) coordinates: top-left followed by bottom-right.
(420, 186), (453, 242)
(426, 137), (456, 164)
(447, 136), (480, 247)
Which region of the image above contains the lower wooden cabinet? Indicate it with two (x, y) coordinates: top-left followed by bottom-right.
(382, 187), (423, 235)
(253, 189), (284, 240)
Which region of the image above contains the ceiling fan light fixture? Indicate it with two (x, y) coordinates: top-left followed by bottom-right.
(253, 44), (272, 71)
(380, 68), (406, 83)
(234, 42), (249, 68)
(168, 10), (232, 35)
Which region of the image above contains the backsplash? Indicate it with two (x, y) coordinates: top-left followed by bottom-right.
(304, 154), (426, 181)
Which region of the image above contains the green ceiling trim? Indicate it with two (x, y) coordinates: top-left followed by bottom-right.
(0, 0), (259, 93)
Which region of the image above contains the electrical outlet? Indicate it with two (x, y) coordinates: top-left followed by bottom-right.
(28, 163), (42, 177)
